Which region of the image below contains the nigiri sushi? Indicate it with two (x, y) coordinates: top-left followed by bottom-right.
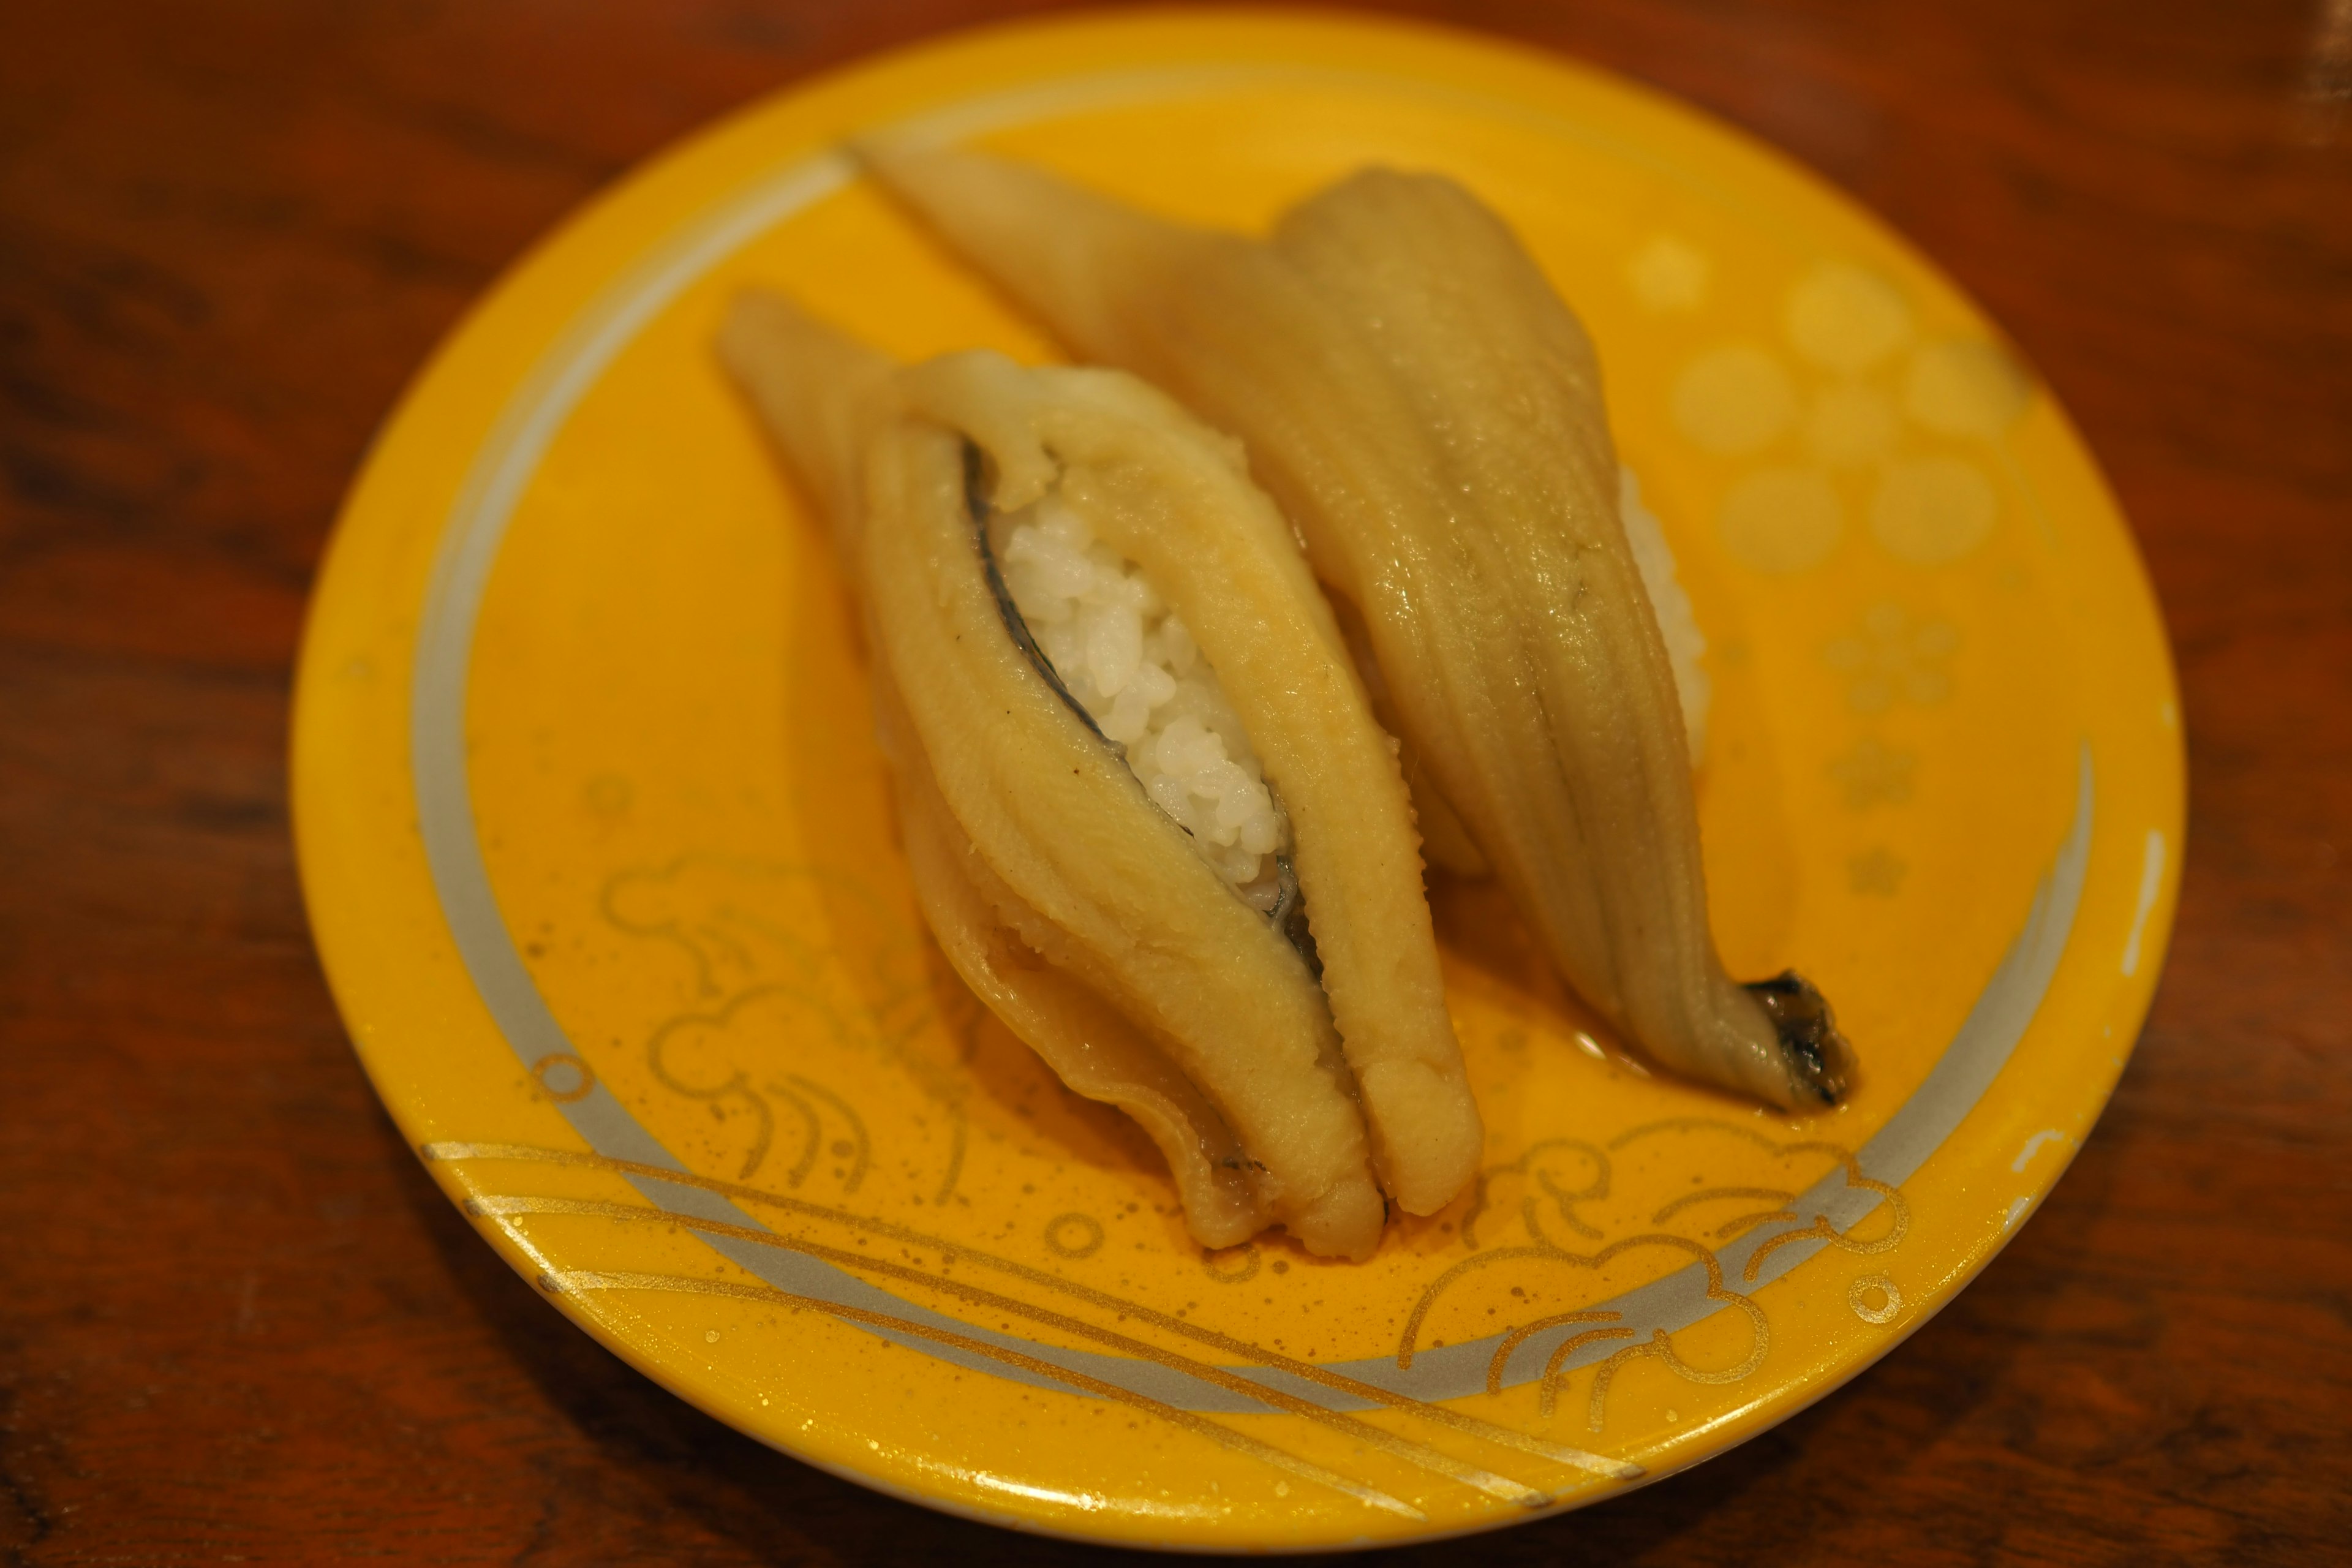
(859, 147), (1855, 1110)
(719, 293), (1483, 1259)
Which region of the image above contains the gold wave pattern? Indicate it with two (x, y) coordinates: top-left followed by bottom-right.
(1574, 1239), (1770, 1430)
(1607, 1120), (1911, 1284)
(643, 985), (789, 1180)
(761, 1072), (870, 1193)
(1738, 1170), (1907, 1281)
(426, 1141), (1642, 1506)
(1407, 1118), (1910, 1430)
(600, 858), (968, 1205)
(1399, 1232), (1768, 1427)
(542, 1268), (1422, 1518)
(1458, 1139), (1611, 1248)
(1485, 1312), (1630, 1398)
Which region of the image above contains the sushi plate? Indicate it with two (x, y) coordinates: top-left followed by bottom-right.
(292, 7), (2183, 1553)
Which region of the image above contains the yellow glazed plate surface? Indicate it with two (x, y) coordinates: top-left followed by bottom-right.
(293, 9), (2182, 1551)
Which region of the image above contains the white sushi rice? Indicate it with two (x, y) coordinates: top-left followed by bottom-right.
(1619, 467), (1712, 767)
(990, 492), (1290, 910)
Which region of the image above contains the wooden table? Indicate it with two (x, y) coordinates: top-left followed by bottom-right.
(4, 2), (2345, 1561)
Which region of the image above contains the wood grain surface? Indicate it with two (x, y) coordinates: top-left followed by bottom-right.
(2, 1), (2346, 1562)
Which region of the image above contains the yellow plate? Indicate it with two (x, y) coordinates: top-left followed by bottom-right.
(293, 8), (2182, 1551)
